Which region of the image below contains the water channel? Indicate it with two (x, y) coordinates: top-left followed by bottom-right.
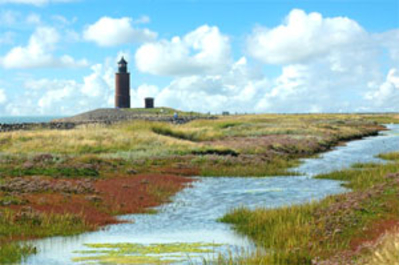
(23, 124), (399, 264)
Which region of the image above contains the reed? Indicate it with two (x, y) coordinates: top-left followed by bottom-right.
(0, 208), (93, 263)
(220, 152), (399, 264)
(363, 229), (399, 265)
(0, 113), (397, 263)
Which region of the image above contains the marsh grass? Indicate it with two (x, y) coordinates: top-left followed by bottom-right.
(151, 124), (221, 142)
(123, 107), (205, 117)
(0, 209), (92, 239)
(0, 166), (99, 178)
(362, 229), (399, 265)
(220, 152), (399, 264)
(0, 122), (200, 156)
(0, 114), (386, 179)
(197, 157), (300, 177)
(0, 113), (396, 263)
(0, 208), (93, 263)
(0, 244), (35, 264)
(315, 162), (399, 190)
(0, 114), (382, 156)
(219, 204), (320, 264)
(378, 152), (399, 161)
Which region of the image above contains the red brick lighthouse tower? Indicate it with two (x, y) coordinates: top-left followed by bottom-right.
(115, 57), (130, 108)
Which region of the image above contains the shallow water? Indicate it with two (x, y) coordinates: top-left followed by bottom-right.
(22, 124), (399, 265)
(294, 124), (399, 176)
(0, 116), (64, 124)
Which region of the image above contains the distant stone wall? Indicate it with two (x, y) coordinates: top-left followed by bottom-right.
(0, 122), (77, 133)
(60, 116), (216, 124)
(0, 115), (217, 133)
(53, 108), (217, 124)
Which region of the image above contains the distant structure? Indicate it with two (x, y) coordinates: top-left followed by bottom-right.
(115, 57), (130, 108)
(145, 97), (154, 109)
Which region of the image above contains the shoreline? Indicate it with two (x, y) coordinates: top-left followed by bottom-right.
(0, 172), (194, 264)
(0, 114), (397, 264)
(221, 126), (399, 264)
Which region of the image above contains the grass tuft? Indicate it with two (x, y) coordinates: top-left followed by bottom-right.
(220, 151), (399, 264)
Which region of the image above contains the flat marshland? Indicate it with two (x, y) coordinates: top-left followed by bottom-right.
(0, 112), (397, 264)
(220, 140), (399, 263)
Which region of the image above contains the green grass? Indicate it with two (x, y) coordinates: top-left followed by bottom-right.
(0, 114), (388, 174)
(378, 152), (399, 161)
(123, 107), (206, 117)
(0, 208), (93, 263)
(220, 152), (399, 264)
(196, 156), (300, 177)
(362, 114), (399, 125)
(315, 162), (399, 190)
(359, 228), (399, 265)
(151, 125), (205, 142)
(0, 166), (99, 178)
(0, 113), (397, 263)
(0, 244), (35, 264)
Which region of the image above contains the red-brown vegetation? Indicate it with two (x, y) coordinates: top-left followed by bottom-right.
(1, 174), (193, 228)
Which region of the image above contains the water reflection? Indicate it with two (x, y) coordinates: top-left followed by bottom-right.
(23, 125), (399, 265)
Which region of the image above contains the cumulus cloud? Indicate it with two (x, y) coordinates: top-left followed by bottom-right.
(247, 9), (369, 65)
(0, 26), (88, 69)
(374, 30), (399, 63)
(6, 62), (114, 115)
(131, 84), (160, 108)
(365, 68), (399, 109)
(131, 9), (388, 114)
(144, 57), (267, 113)
(0, 89), (7, 104)
(2, 9), (399, 115)
(83, 17), (157, 47)
(135, 25), (232, 76)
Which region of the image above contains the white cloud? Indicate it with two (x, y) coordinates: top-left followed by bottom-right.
(144, 57), (267, 113)
(0, 89), (7, 104)
(6, 61), (114, 115)
(135, 25), (232, 76)
(374, 30), (399, 62)
(2, 9), (399, 115)
(365, 68), (399, 109)
(0, 0), (75, 6)
(0, 26), (88, 69)
(247, 9), (368, 65)
(83, 17), (157, 47)
(131, 84), (160, 108)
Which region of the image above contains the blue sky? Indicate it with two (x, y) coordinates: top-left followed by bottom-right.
(0, 0), (398, 115)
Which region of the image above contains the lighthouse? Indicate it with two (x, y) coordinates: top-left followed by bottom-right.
(115, 57), (130, 108)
